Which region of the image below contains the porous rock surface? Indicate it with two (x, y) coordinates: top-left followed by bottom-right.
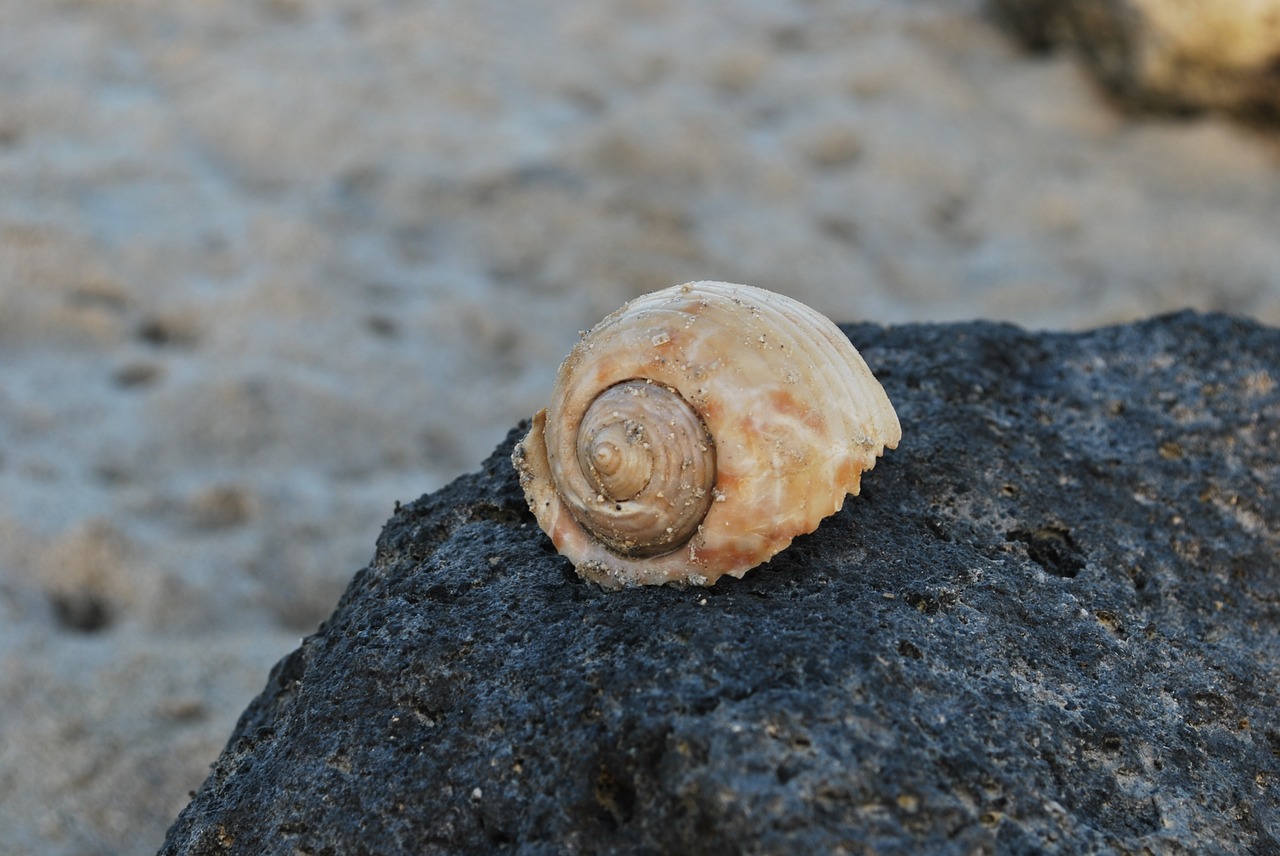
(988, 0), (1280, 121)
(161, 313), (1280, 855)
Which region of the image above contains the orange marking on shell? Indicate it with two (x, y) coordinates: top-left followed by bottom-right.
(835, 456), (861, 492)
(767, 388), (800, 416)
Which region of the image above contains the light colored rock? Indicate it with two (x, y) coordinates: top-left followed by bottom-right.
(989, 0), (1280, 119)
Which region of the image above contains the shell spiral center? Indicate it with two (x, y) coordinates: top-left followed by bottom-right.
(570, 380), (715, 558)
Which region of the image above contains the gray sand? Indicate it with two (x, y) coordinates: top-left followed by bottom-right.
(0, 1), (1277, 853)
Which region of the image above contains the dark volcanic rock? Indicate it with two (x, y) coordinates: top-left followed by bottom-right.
(161, 313), (1280, 855)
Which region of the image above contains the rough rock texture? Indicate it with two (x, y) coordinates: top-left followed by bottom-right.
(988, 0), (1280, 121)
(161, 313), (1280, 855)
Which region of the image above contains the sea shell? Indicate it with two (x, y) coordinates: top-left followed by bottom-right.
(512, 281), (901, 589)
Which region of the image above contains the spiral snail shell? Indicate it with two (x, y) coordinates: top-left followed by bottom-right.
(513, 281), (901, 589)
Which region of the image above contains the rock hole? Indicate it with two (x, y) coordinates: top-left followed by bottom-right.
(903, 592), (940, 614)
(897, 639), (923, 659)
(49, 590), (114, 633)
(137, 315), (199, 348)
(479, 814), (514, 847)
(1007, 526), (1085, 578)
(924, 519), (951, 541)
(1094, 610), (1125, 638)
(1186, 691), (1231, 727)
(594, 763), (636, 829)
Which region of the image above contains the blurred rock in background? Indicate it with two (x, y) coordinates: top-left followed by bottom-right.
(989, 0), (1280, 120)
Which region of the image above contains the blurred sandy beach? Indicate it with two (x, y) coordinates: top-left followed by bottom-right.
(1, 0), (1277, 852)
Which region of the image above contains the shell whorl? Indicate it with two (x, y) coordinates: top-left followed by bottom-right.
(564, 380), (715, 558)
(514, 281), (901, 589)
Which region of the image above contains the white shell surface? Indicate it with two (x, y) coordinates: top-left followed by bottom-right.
(513, 281), (901, 588)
